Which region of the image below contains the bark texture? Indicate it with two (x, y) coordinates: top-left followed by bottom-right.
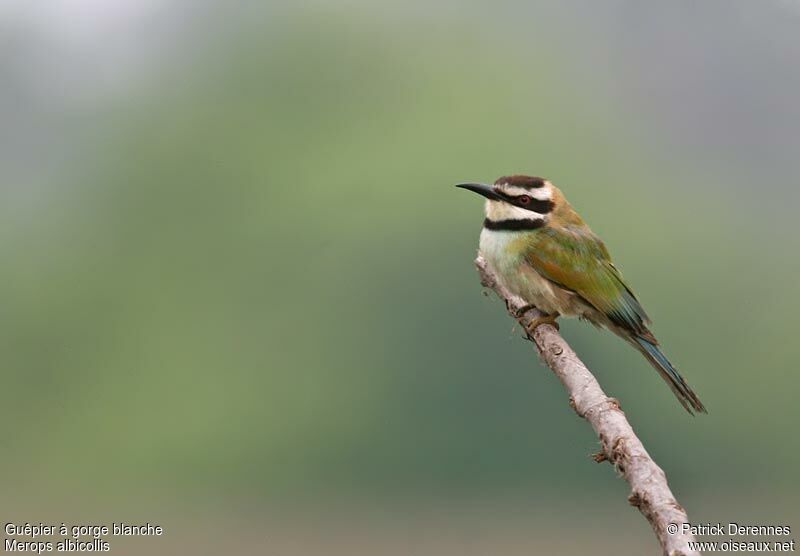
(476, 255), (699, 556)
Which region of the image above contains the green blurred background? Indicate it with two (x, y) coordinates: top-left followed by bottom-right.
(2, 1), (799, 554)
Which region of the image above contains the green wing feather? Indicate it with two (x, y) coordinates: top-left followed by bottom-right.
(524, 225), (651, 337)
(523, 224), (707, 414)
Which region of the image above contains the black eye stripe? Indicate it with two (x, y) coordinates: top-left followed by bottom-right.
(512, 196), (554, 214)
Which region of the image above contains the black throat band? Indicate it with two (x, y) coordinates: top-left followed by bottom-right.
(483, 218), (546, 231)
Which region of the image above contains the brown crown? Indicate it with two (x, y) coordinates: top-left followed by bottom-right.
(493, 175), (546, 188)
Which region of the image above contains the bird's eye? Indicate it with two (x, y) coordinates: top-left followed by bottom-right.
(518, 195), (532, 205)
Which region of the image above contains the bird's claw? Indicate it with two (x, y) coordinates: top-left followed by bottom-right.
(524, 313), (560, 336)
(509, 303), (537, 319)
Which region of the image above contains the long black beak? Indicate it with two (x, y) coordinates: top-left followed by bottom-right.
(455, 183), (501, 201)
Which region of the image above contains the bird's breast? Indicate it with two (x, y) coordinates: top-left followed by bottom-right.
(478, 228), (582, 317)
(479, 228), (524, 275)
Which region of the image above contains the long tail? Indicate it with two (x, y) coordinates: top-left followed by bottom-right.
(634, 336), (707, 415)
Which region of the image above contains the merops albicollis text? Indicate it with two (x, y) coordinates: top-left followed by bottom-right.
(458, 175), (706, 414)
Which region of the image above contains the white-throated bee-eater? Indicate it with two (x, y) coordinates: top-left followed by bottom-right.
(458, 175), (706, 414)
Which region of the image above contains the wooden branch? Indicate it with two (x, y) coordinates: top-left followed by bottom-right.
(476, 255), (699, 556)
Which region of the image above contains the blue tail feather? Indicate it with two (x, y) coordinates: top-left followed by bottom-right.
(635, 337), (706, 414)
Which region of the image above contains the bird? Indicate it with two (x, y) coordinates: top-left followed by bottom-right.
(457, 175), (706, 414)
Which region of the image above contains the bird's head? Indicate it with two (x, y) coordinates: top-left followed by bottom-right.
(457, 175), (556, 229)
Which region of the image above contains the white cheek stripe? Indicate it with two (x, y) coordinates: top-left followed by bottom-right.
(485, 200), (548, 222)
(499, 184), (552, 201)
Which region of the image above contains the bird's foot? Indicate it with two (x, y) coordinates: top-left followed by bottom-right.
(509, 303), (537, 319)
(524, 312), (560, 336)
